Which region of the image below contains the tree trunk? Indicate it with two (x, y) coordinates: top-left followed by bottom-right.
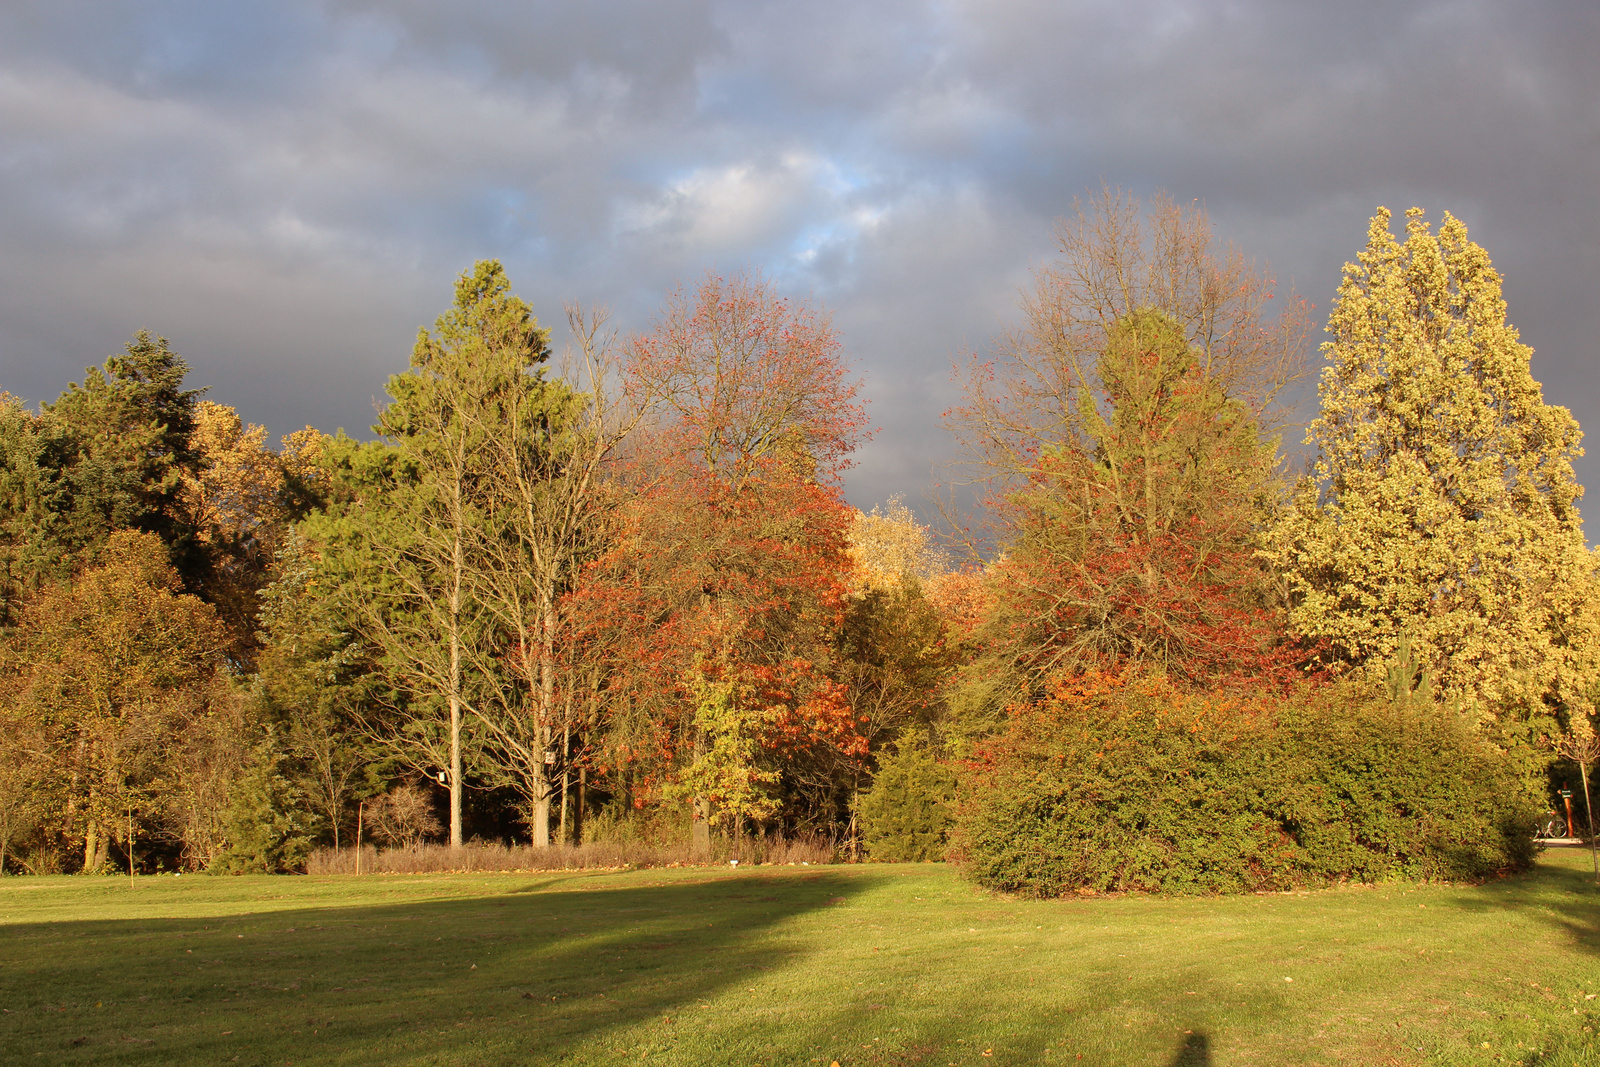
(1580, 759), (1598, 885)
(531, 596), (558, 848)
(449, 691), (463, 847)
(448, 524), (465, 848)
(82, 821), (105, 874)
(693, 798), (712, 856)
(848, 794), (860, 862)
(448, 611), (463, 848)
(575, 765), (587, 846)
(532, 735), (550, 848)
(532, 798), (550, 847)
(557, 720), (571, 846)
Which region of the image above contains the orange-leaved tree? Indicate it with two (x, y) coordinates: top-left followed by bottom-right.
(626, 269), (869, 488)
(945, 195), (1311, 731)
(987, 311), (1302, 706)
(572, 269), (869, 844)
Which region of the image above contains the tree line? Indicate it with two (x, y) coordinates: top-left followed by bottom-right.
(1, 190), (1595, 879)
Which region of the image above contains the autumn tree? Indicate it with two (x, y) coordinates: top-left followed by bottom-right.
(0, 531), (227, 871)
(1269, 208), (1594, 752)
(572, 464), (864, 838)
(380, 260), (556, 846)
(2, 344), (305, 659)
(305, 433), (483, 847)
(576, 269), (869, 845)
(2, 350), (327, 867)
(627, 269), (868, 487)
(385, 266), (646, 848)
(831, 498), (960, 830)
(176, 401), (300, 656)
(461, 302), (642, 846)
(340, 261), (556, 846)
(846, 496), (947, 593)
(945, 192), (1310, 725)
(302, 261), (597, 847)
(951, 309), (1296, 740)
(949, 188), (1309, 506)
(1009, 309), (1285, 668)
(833, 575), (953, 794)
(923, 570), (990, 647)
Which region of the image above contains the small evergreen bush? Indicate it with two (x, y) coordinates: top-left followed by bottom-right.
(950, 673), (1539, 895)
(858, 737), (957, 861)
(211, 747), (320, 874)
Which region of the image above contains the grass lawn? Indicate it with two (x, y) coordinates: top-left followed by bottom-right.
(1, 849), (1596, 1066)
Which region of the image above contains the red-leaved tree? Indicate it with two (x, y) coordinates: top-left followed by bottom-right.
(569, 269), (871, 844)
(626, 269), (868, 487)
(943, 195), (1313, 716)
(956, 306), (1305, 718)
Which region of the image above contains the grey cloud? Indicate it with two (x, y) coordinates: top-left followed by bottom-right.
(329, 0), (725, 118)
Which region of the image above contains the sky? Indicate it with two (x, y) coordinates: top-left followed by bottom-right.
(1, 0), (1596, 517)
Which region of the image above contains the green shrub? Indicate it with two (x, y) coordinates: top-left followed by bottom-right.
(950, 673), (1539, 896)
(858, 737), (957, 861)
(210, 746), (320, 874)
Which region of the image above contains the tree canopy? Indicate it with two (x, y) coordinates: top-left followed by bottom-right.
(1270, 207), (1595, 747)
(0, 202), (1592, 882)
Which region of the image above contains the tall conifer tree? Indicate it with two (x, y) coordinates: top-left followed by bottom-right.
(309, 261), (551, 846)
(1272, 208), (1595, 745)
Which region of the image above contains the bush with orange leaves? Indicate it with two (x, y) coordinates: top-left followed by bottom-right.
(950, 672), (1539, 896)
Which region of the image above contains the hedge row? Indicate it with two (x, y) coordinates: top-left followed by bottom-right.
(946, 673), (1539, 895)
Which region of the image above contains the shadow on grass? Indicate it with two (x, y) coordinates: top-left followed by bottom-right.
(1445, 849), (1600, 959)
(0, 869), (869, 1065)
(1166, 1031), (1210, 1066)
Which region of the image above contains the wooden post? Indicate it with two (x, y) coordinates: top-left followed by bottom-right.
(356, 801), (364, 876)
(127, 809), (134, 886)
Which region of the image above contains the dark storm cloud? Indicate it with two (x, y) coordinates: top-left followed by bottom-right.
(1, 0), (1595, 513)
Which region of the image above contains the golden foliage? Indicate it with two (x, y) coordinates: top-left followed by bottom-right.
(846, 496), (945, 592)
(1270, 207), (1595, 720)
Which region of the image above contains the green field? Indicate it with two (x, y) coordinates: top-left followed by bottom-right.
(1, 850), (1596, 1066)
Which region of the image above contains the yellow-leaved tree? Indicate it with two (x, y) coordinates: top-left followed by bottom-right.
(1270, 207), (1597, 757)
(846, 496), (946, 593)
(0, 530), (232, 871)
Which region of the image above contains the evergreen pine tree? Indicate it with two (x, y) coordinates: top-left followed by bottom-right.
(858, 736), (957, 862)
